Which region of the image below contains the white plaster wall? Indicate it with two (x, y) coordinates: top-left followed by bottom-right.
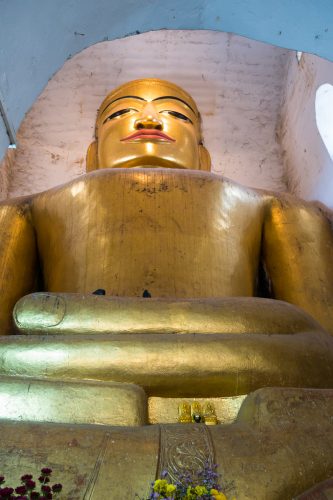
(2, 0), (333, 164)
(280, 52), (333, 207)
(7, 30), (289, 198)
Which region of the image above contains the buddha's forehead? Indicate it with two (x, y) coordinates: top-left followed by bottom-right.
(97, 79), (199, 118)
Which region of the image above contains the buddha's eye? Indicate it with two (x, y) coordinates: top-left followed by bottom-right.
(103, 108), (136, 124)
(162, 110), (193, 124)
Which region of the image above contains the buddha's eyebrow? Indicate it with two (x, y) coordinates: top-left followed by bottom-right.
(101, 96), (146, 115)
(101, 94), (196, 117)
(152, 96), (196, 115)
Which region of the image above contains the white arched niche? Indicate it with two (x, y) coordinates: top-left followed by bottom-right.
(278, 51), (333, 207)
(308, 83), (333, 208)
(4, 30), (290, 198)
(316, 84), (333, 161)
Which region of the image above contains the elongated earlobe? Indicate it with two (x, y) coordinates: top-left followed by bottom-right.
(86, 141), (98, 172)
(199, 144), (211, 171)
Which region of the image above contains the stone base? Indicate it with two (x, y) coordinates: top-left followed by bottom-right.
(0, 387), (332, 499)
(0, 376), (147, 426)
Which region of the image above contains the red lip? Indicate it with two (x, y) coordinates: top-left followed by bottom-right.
(121, 130), (175, 142)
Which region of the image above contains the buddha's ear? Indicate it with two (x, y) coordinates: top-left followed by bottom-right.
(198, 144), (211, 171)
(86, 141), (98, 172)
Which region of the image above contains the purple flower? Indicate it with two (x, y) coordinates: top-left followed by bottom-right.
(0, 486), (14, 497)
(41, 468), (52, 476)
(20, 475), (33, 483)
(38, 476), (50, 484)
(51, 484), (62, 493)
(15, 486), (27, 495)
(25, 479), (36, 490)
(41, 485), (51, 494)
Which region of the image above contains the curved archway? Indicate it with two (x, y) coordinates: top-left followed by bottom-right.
(7, 31), (288, 197)
(1, 1), (333, 161)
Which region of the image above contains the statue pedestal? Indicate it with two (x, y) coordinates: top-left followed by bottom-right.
(0, 387), (332, 499)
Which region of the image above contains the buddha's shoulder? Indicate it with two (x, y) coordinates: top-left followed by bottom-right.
(3, 169), (328, 222)
(259, 188), (333, 222)
(0, 194), (34, 221)
(32, 168), (266, 202)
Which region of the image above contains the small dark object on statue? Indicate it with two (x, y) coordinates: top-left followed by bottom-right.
(193, 414), (202, 423)
(92, 289), (106, 295)
(142, 289), (152, 298)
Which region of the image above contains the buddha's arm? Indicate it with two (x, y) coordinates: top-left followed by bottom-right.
(263, 194), (333, 333)
(0, 199), (37, 334)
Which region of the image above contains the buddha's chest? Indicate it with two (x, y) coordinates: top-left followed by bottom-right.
(32, 170), (265, 297)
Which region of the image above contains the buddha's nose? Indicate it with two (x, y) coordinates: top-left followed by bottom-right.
(134, 102), (163, 130)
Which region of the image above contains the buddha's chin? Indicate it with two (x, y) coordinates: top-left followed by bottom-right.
(97, 155), (199, 171)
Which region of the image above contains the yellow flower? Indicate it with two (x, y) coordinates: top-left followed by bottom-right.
(194, 485), (208, 496)
(185, 486), (196, 499)
(210, 489), (227, 500)
(166, 483), (176, 495)
(153, 479), (168, 493)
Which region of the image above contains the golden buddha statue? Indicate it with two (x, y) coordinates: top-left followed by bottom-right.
(0, 79), (333, 498)
(178, 402), (192, 423)
(203, 402), (218, 425)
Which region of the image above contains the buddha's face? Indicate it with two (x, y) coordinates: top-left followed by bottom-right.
(87, 79), (210, 171)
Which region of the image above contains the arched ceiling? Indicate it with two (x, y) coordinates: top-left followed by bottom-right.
(1, 0), (333, 160)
